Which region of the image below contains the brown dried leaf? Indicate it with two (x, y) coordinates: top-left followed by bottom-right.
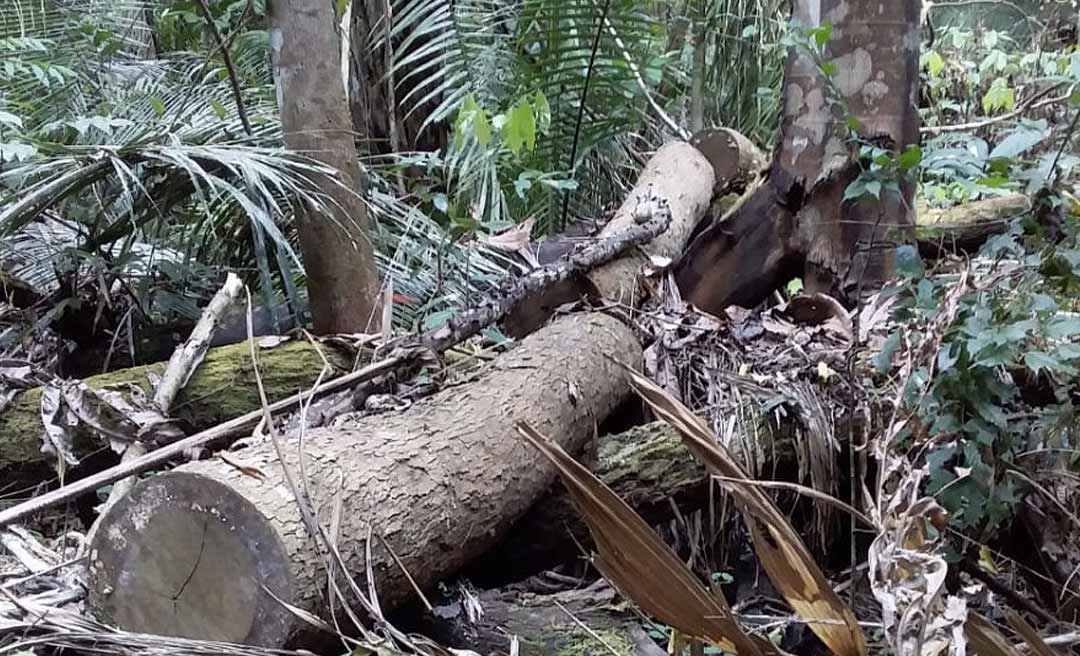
(1005, 611), (1055, 656)
(624, 367), (867, 656)
(965, 614), (1022, 656)
(515, 422), (774, 656)
(39, 383), (80, 472)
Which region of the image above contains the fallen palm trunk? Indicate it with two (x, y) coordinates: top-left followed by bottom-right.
(87, 313), (641, 647)
(0, 339), (352, 480)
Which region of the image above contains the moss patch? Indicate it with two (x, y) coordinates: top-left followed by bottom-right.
(0, 340), (351, 472)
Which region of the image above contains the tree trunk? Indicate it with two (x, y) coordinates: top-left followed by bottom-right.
(269, 0), (382, 333)
(347, 0), (448, 156)
(86, 313), (642, 648)
(675, 0), (922, 314)
(504, 131), (765, 337)
(0, 340), (352, 482)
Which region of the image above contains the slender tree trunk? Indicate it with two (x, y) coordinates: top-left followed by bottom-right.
(347, 0), (448, 156)
(688, 1), (708, 133)
(269, 0), (382, 334)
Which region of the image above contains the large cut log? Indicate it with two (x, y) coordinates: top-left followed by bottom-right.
(504, 130), (764, 337)
(0, 340), (351, 481)
(86, 313), (641, 648)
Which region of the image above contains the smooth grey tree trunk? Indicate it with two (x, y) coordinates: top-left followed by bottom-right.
(269, 0), (382, 333)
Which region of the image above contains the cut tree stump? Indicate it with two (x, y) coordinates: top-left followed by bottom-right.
(86, 313), (642, 648)
(0, 339), (351, 480)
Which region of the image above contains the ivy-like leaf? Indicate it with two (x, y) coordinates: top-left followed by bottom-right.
(1024, 351), (1076, 375)
(982, 78), (1015, 115)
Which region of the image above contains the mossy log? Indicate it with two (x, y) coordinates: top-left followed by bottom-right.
(87, 313), (642, 648)
(915, 193), (1032, 258)
(0, 340), (351, 479)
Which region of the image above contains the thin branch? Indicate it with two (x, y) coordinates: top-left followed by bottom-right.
(194, 0), (253, 136)
(559, 0), (613, 231)
(959, 559), (1058, 626)
(921, 85), (1069, 135)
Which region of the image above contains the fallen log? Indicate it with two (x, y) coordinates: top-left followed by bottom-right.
(505, 129), (764, 337)
(0, 180), (682, 521)
(0, 339), (352, 480)
(417, 581), (667, 656)
(915, 193), (1032, 258)
(86, 313), (642, 647)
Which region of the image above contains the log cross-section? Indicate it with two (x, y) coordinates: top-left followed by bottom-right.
(87, 313), (642, 647)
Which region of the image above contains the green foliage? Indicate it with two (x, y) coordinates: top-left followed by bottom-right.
(875, 217), (1080, 551)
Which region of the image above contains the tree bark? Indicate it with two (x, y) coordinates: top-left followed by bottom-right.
(505, 132), (765, 337)
(0, 340), (351, 481)
(675, 0), (922, 314)
(269, 0), (382, 333)
(86, 313), (642, 648)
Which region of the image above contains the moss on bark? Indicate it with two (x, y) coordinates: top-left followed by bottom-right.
(0, 340), (351, 475)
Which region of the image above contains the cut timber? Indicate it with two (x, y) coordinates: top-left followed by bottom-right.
(0, 340), (350, 479)
(505, 130), (764, 337)
(87, 313), (642, 648)
(916, 194), (1031, 258)
(689, 127), (768, 194)
(417, 582), (667, 656)
(587, 137), (730, 305)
